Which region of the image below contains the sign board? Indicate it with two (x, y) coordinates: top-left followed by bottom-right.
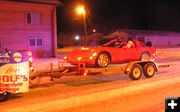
(0, 51), (29, 94)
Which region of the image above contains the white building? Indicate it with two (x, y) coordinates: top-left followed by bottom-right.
(103, 29), (180, 47)
(0, 0), (63, 57)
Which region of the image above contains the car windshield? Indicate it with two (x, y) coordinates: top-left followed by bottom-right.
(100, 39), (140, 48)
(101, 39), (127, 48)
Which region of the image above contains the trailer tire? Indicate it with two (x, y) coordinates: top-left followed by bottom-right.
(0, 92), (11, 102)
(143, 63), (156, 78)
(129, 64), (143, 80)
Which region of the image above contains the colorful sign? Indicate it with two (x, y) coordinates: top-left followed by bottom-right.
(0, 51), (29, 93)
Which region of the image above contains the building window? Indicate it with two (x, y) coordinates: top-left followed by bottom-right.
(29, 39), (35, 46)
(37, 39), (42, 46)
(26, 12), (41, 25)
(26, 13), (31, 24)
(29, 38), (43, 47)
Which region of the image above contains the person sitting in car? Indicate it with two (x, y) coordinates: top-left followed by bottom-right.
(115, 40), (127, 48)
(123, 40), (135, 48)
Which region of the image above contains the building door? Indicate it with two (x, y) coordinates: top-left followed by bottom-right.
(138, 37), (145, 44)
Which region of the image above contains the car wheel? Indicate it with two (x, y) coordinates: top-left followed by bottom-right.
(143, 63), (156, 78)
(96, 52), (110, 67)
(141, 53), (150, 61)
(0, 92), (11, 102)
(129, 64), (143, 80)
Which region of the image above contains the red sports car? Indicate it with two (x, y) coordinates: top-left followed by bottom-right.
(64, 39), (157, 67)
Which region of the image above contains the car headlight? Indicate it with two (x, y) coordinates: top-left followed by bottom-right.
(89, 56), (93, 60)
(64, 56), (68, 60)
(92, 53), (97, 56)
(77, 57), (82, 61)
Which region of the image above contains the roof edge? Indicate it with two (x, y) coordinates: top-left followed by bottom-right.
(4, 0), (64, 7)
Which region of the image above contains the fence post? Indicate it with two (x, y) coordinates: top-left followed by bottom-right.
(50, 63), (54, 81)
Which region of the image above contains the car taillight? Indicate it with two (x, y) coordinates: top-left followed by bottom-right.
(29, 56), (33, 67)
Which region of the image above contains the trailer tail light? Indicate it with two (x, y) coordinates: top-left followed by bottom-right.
(84, 72), (87, 76)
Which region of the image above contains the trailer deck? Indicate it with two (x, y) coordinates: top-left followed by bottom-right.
(29, 61), (171, 87)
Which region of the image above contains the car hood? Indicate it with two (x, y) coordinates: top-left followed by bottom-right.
(65, 47), (99, 57)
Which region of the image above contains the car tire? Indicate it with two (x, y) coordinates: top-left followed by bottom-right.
(0, 92), (11, 102)
(140, 53), (150, 61)
(95, 52), (110, 67)
(143, 63), (156, 78)
(129, 64), (143, 80)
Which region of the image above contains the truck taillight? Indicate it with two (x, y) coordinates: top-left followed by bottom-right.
(29, 56), (33, 63)
(29, 56), (33, 67)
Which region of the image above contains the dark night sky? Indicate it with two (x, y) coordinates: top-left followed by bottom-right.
(57, 0), (180, 35)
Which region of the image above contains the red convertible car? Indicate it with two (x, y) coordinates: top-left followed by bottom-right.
(64, 39), (157, 67)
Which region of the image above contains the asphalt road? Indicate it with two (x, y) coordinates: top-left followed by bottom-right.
(0, 61), (180, 112)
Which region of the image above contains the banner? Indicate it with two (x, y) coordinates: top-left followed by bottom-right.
(0, 51), (29, 93)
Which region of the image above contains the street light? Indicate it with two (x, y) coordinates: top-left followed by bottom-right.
(77, 6), (85, 14)
(93, 29), (96, 33)
(75, 35), (80, 40)
(77, 6), (87, 47)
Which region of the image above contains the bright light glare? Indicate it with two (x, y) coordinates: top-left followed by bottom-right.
(92, 53), (97, 56)
(93, 29), (96, 33)
(77, 57), (82, 61)
(75, 36), (80, 40)
(29, 56), (33, 62)
(127, 68), (130, 72)
(84, 72), (87, 76)
(64, 56), (67, 60)
(89, 56), (93, 60)
(81, 48), (89, 50)
(77, 6), (85, 14)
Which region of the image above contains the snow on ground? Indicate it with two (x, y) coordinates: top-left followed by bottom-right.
(32, 58), (68, 72)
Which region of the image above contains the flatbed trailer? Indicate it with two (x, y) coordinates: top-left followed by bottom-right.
(30, 61), (170, 85)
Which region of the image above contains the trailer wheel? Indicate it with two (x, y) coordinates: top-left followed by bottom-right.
(129, 64), (143, 80)
(143, 63), (156, 78)
(0, 92), (11, 102)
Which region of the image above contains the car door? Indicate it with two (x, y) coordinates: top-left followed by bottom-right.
(105, 41), (127, 63)
(116, 47), (130, 63)
(126, 41), (142, 61)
